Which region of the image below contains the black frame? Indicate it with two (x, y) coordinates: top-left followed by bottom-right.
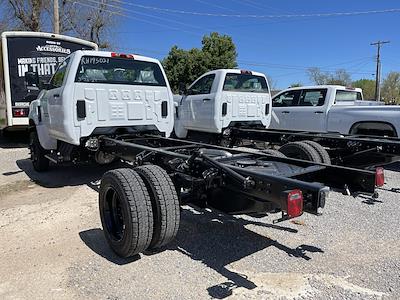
(98, 134), (378, 219)
(229, 127), (400, 168)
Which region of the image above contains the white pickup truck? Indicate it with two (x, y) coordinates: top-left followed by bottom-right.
(270, 85), (400, 137)
(174, 69), (271, 139)
(27, 50), (174, 171)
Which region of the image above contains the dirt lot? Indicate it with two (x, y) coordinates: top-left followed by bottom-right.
(0, 134), (399, 300)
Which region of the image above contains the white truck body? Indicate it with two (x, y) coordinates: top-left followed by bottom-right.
(0, 31), (98, 129)
(270, 85), (400, 136)
(174, 69), (271, 138)
(29, 50), (174, 149)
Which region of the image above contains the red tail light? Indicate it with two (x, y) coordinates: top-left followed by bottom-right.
(375, 167), (385, 187)
(12, 108), (29, 117)
(287, 189), (303, 218)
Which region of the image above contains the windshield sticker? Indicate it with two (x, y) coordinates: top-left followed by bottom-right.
(80, 57), (110, 65)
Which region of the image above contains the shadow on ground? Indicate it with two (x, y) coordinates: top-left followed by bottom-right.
(16, 158), (126, 190)
(0, 130), (29, 149)
(80, 207), (323, 299)
(385, 161), (400, 172)
(79, 229), (140, 265)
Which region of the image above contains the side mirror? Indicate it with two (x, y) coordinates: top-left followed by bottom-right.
(178, 82), (187, 95)
(25, 71), (39, 87)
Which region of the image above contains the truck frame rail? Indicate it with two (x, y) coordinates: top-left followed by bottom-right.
(98, 134), (378, 218)
(228, 127), (400, 168)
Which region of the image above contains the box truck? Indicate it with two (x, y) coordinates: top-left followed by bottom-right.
(0, 31), (97, 131)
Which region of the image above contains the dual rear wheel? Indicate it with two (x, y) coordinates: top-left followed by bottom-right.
(99, 165), (180, 258)
(278, 141), (331, 164)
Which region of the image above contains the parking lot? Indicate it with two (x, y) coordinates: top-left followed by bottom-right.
(0, 134), (399, 300)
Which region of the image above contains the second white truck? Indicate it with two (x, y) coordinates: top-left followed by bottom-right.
(173, 69), (271, 140)
(270, 85), (400, 137)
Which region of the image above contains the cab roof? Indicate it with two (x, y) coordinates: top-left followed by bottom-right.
(284, 85), (362, 93)
(201, 69), (267, 78)
(74, 50), (162, 64)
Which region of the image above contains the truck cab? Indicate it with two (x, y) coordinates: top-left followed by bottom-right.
(270, 85), (361, 132)
(174, 69), (271, 138)
(28, 50), (174, 169)
(270, 85), (400, 136)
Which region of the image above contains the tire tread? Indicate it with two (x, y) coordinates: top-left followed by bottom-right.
(135, 165), (180, 249)
(100, 168), (153, 257)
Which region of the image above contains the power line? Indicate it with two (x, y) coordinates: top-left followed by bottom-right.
(193, 0), (236, 13)
(238, 56), (374, 73)
(81, 0), (206, 34)
(69, 0), (201, 37)
(105, 4), (400, 19)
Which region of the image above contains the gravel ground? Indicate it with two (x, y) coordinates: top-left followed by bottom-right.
(0, 133), (399, 299)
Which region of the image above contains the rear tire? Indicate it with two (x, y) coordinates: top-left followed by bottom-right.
(29, 131), (49, 172)
(99, 168), (154, 258)
(260, 149), (287, 158)
(278, 141), (322, 163)
(135, 165), (180, 249)
(302, 140), (331, 164)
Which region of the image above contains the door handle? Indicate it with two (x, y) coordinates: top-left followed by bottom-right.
(282, 111), (290, 114)
(203, 98), (211, 102)
(54, 94), (60, 98)
(314, 111), (324, 114)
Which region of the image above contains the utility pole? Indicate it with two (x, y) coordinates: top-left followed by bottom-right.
(371, 40), (390, 101)
(53, 0), (60, 34)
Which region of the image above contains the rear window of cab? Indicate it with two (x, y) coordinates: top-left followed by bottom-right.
(75, 56), (167, 86)
(335, 90), (363, 101)
(223, 73), (269, 93)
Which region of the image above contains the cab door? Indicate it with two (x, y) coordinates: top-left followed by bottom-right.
(46, 58), (69, 138)
(292, 89), (328, 132)
(183, 74), (217, 132)
(270, 90), (301, 130)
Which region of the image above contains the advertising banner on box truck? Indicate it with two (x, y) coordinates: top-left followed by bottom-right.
(0, 32), (97, 129)
(7, 36), (95, 107)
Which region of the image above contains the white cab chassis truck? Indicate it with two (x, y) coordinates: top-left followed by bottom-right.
(174, 69), (271, 141)
(175, 81), (400, 169)
(27, 57), (382, 259)
(0, 31), (97, 130)
(270, 85), (400, 137)
(28, 50), (174, 170)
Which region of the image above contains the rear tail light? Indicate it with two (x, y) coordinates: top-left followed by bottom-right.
(12, 108), (29, 117)
(375, 167), (385, 187)
(287, 189), (303, 218)
(222, 103), (227, 116)
(161, 101), (168, 118)
(265, 103), (270, 115)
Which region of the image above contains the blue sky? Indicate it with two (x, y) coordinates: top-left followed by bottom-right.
(87, 1), (399, 88)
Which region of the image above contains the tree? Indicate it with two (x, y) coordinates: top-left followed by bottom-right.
(201, 32), (237, 70)
(307, 68), (352, 86)
(290, 82), (302, 88)
(1, 0), (118, 48)
(381, 72), (400, 104)
(266, 75), (276, 90)
(352, 79), (375, 100)
(307, 67), (329, 85)
(163, 32), (237, 93)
